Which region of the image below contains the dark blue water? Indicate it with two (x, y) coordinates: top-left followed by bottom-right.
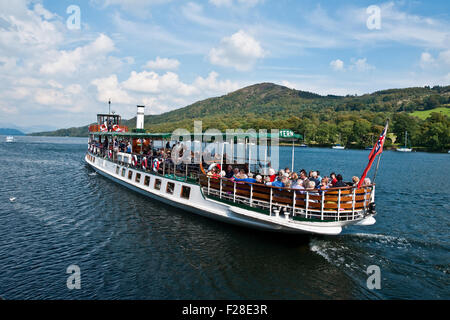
(0, 136), (448, 299)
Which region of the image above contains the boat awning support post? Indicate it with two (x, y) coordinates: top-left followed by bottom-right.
(291, 139), (295, 172)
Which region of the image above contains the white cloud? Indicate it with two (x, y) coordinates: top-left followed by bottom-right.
(34, 88), (72, 106)
(349, 58), (375, 72)
(420, 52), (435, 69)
(209, 30), (265, 71)
(143, 57), (180, 70)
(438, 50), (450, 66)
(91, 75), (136, 105)
(209, 0), (262, 7)
(91, 0), (171, 17)
(122, 71), (196, 96)
(33, 3), (55, 20)
(193, 71), (240, 93)
(40, 34), (115, 75)
(92, 70), (240, 114)
(330, 59), (344, 71)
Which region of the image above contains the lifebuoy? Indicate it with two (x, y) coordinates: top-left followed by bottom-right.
(132, 154), (138, 166)
(100, 123), (108, 132)
(208, 163), (221, 172)
(112, 124), (121, 132)
(152, 158), (160, 172)
(142, 157), (148, 169)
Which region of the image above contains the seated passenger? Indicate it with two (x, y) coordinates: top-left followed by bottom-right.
(271, 177), (285, 188)
(255, 175), (263, 184)
(264, 176), (272, 186)
(234, 173), (256, 184)
(211, 167), (221, 179)
(330, 172), (337, 186)
(363, 177), (371, 186)
(352, 176), (360, 186)
(316, 170), (322, 182)
(225, 165), (234, 179)
(310, 171), (320, 188)
(334, 174), (347, 187)
(306, 180), (319, 202)
(318, 177), (329, 193)
(299, 170), (308, 182)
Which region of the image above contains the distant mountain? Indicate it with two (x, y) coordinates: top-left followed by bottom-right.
(0, 122), (58, 134)
(0, 128), (25, 135)
(30, 125), (91, 137)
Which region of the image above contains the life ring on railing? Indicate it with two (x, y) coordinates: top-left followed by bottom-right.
(207, 163), (221, 172)
(100, 123), (108, 132)
(142, 157), (148, 170)
(132, 154), (138, 166)
(112, 124), (121, 132)
(152, 158), (160, 172)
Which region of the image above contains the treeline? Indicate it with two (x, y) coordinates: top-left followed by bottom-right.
(143, 110), (449, 152)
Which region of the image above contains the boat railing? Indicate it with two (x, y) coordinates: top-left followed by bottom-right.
(88, 124), (129, 132)
(88, 147), (202, 182)
(198, 175), (375, 222)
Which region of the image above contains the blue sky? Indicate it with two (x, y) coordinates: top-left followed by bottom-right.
(0, 0), (449, 130)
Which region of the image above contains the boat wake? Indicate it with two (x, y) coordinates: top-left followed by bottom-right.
(89, 172), (97, 176)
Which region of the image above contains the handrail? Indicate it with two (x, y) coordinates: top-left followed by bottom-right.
(198, 174), (374, 193)
(197, 173), (375, 222)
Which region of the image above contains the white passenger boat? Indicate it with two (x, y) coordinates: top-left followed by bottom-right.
(332, 144), (345, 150)
(5, 136), (14, 142)
(85, 106), (377, 235)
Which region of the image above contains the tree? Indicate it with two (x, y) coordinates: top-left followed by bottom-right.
(419, 113), (450, 151)
(392, 113), (420, 146)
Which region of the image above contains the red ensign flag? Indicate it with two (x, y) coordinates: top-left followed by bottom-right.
(357, 121), (389, 188)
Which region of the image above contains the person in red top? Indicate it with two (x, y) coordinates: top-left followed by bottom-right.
(330, 172), (337, 186)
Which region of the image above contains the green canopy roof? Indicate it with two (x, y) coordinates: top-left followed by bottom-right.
(93, 130), (302, 140)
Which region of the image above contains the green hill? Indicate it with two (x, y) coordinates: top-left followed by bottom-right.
(31, 82), (450, 151)
(410, 106), (450, 120)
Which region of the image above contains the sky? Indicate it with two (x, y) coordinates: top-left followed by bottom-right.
(0, 0), (449, 131)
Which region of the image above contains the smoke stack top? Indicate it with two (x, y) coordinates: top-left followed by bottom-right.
(136, 105), (145, 129)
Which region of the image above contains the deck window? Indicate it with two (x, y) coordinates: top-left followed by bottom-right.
(135, 173), (141, 183)
(144, 176), (150, 186)
(121, 168), (126, 177)
(180, 186), (191, 199)
(154, 179), (161, 190)
(166, 182), (175, 195)
(128, 170), (133, 180)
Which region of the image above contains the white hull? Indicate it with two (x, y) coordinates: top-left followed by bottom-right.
(5, 136), (14, 142)
(85, 153), (374, 235)
(332, 146), (345, 150)
(396, 148), (412, 152)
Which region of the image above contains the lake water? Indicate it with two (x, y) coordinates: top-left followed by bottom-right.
(0, 136), (448, 299)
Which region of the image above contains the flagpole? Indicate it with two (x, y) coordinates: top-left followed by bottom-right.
(372, 153), (383, 184)
(373, 120), (388, 184)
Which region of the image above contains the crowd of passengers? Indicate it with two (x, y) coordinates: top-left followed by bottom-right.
(89, 139), (371, 190)
(207, 164), (371, 191)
